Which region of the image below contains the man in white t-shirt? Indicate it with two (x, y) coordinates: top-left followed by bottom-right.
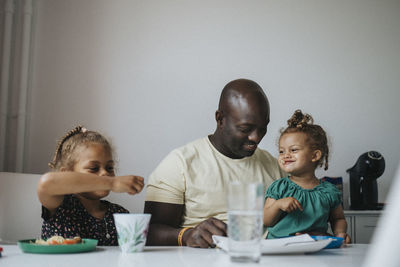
(144, 79), (284, 248)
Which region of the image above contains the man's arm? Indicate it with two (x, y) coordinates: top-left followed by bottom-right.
(144, 201), (183, 245)
(144, 201), (227, 248)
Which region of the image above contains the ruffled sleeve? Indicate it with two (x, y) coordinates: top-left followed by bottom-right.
(319, 182), (342, 209)
(265, 177), (289, 200)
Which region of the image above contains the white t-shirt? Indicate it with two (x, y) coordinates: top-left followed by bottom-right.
(145, 137), (284, 227)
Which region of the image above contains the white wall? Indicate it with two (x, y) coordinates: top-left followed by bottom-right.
(21, 0), (400, 212)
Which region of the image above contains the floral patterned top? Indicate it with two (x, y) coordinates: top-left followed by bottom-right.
(41, 195), (129, 246)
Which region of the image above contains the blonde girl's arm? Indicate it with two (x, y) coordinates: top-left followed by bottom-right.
(329, 205), (351, 244)
(37, 172), (144, 212)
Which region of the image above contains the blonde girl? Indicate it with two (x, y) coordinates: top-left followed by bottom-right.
(37, 126), (144, 246)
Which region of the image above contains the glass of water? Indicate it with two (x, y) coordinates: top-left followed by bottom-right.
(227, 182), (264, 263)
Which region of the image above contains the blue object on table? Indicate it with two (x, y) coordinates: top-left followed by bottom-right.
(311, 236), (344, 249)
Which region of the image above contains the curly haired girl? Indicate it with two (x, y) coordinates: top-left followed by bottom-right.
(263, 110), (350, 244)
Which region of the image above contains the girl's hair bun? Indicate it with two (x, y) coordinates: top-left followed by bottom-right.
(287, 109), (314, 129)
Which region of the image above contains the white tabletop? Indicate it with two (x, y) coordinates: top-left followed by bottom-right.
(0, 244), (368, 267)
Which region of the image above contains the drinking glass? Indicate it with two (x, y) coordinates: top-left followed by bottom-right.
(227, 182), (264, 263)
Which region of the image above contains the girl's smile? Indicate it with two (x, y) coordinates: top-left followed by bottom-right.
(281, 159), (295, 166)
(278, 132), (320, 177)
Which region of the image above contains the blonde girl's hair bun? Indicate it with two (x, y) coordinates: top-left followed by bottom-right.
(287, 109), (314, 129)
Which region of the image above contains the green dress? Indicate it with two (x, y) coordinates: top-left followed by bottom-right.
(265, 177), (341, 239)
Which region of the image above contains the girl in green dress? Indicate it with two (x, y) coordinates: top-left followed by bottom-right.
(263, 110), (350, 244)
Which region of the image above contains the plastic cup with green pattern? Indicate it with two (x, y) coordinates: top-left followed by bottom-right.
(113, 213), (151, 253)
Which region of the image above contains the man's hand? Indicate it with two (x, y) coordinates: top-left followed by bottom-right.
(183, 217), (227, 248)
(277, 197), (303, 213)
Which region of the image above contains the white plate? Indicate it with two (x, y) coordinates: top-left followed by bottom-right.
(261, 239), (331, 254)
(212, 235), (332, 255)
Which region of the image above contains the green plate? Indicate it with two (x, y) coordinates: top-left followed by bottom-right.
(18, 239), (98, 254)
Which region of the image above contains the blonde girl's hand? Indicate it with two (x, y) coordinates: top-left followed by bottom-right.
(277, 197), (303, 213)
(111, 175), (145, 195)
(336, 232), (351, 244)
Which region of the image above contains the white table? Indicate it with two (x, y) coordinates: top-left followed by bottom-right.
(0, 244), (369, 267)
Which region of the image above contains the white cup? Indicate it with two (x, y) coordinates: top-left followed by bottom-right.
(227, 182), (264, 263)
(113, 213), (151, 253)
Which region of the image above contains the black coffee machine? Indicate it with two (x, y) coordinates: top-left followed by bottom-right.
(347, 151), (385, 210)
